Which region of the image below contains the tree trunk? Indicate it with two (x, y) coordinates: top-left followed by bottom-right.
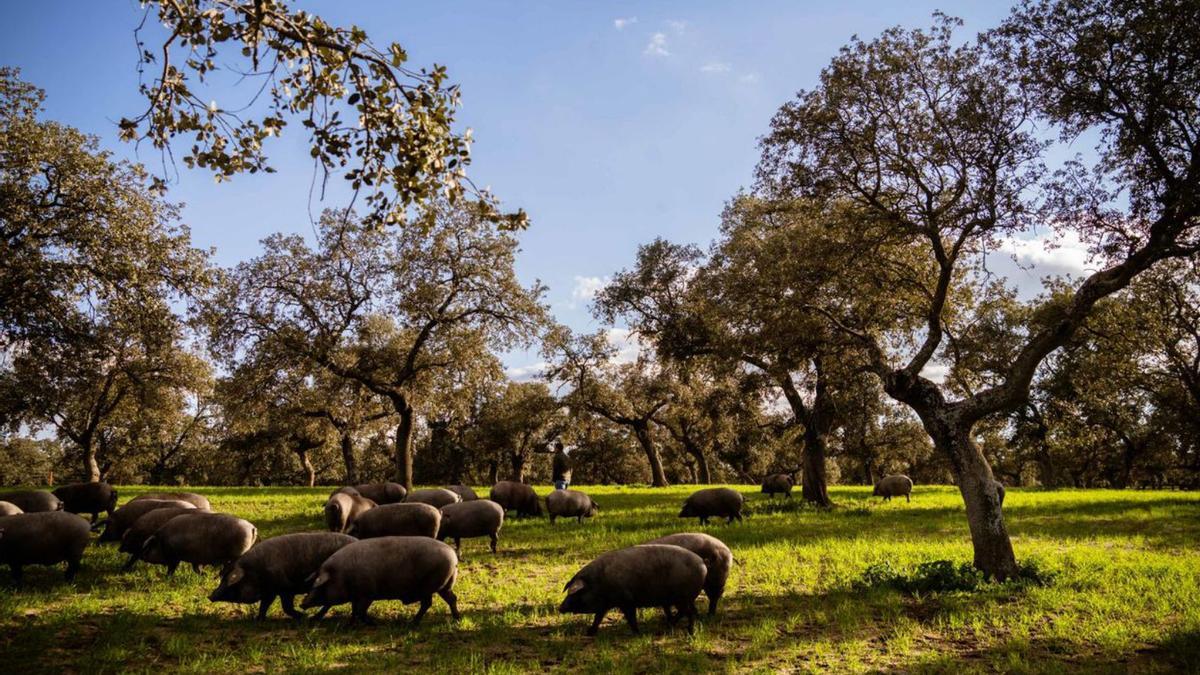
(684, 443), (711, 484)
(633, 422), (669, 487)
(777, 367), (832, 506)
(340, 431), (359, 485)
(298, 449), (316, 487)
(83, 440), (100, 483)
(510, 452), (526, 483)
(487, 460), (500, 485)
(930, 416), (1018, 580)
(395, 405), (415, 491)
(801, 425), (832, 506)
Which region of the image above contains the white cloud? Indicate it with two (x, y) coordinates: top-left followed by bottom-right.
(613, 17), (637, 30)
(997, 231), (1092, 277)
(700, 62), (732, 74)
(739, 72), (761, 84)
(566, 275), (610, 309)
(506, 361), (549, 383)
(644, 32), (670, 57)
(667, 20), (687, 35)
(920, 362), (951, 384)
(605, 328), (646, 364)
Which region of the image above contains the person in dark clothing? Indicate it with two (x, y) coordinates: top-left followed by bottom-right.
(552, 441), (572, 490)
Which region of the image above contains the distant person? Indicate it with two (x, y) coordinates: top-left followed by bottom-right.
(552, 441), (573, 491)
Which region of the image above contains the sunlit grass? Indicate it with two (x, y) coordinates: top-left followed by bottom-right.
(1, 485), (1197, 672)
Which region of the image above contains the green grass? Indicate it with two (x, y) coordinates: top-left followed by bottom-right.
(1, 485), (1198, 673)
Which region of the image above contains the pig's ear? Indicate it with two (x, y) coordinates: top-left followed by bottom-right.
(310, 572), (330, 589)
(225, 565), (244, 586)
(141, 535), (158, 553)
(564, 577), (585, 595)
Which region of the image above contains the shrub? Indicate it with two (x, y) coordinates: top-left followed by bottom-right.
(855, 558), (1054, 594)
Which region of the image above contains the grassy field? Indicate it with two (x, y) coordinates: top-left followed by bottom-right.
(1, 485), (1198, 673)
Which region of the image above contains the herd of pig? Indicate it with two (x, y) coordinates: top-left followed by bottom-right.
(0, 472), (918, 634)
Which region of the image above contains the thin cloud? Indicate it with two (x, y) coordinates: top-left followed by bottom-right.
(644, 32), (670, 57)
(506, 361), (550, 383)
(613, 17), (637, 30)
(920, 362), (951, 384)
(700, 62), (732, 73)
(739, 72), (761, 84)
(566, 275), (610, 309)
(605, 328), (646, 364)
(997, 231), (1092, 276)
(667, 20), (687, 35)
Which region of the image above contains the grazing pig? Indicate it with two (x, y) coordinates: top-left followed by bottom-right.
(404, 488), (461, 509)
(53, 482), (119, 524)
(347, 503), (441, 539)
(559, 544), (706, 635)
(0, 490), (63, 513)
(437, 500), (504, 555)
(331, 486), (360, 498)
(209, 532), (356, 620)
(645, 533), (733, 615)
(118, 507), (197, 570)
(140, 512), (257, 576)
(300, 536), (461, 626)
(0, 511), (91, 583)
(760, 474), (794, 499)
(131, 492), (212, 511)
(445, 485), (478, 502)
(353, 483), (407, 504)
(679, 488), (745, 525)
(873, 475), (914, 502)
(546, 489), (598, 524)
(98, 499), (197, 542)
(489, 481), (542, 517)
(324, 493), (376, 534)
(0, 502), (22, 517)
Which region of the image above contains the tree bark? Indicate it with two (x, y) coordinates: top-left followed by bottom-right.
(340, 431), (359, 485)
(83, 441), (100, 483)
(509, 452), (526, 483)
(800, 425), (832, 506)
(777, 366), (833, 506)
(632, 422), (669, 487)
(298, 449), (316, 487)
(395, 404), (415, 491)
(929, 414), (1018, 580)
(684, 442), (711, 484)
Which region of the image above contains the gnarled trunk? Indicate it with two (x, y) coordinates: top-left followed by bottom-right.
(801, 425), (832, 506)
(676, 426), (712, 484)
(778, 365), (834, 507)
(509, 452), (526, 483)
(928, 413), (1017, 580)
(340, 431), (359, 485)
(298, 448), (316, 487)
(686, 444), (711, 484)
(84, 447), (101, 483)
(394, 404), (415, 491)
(633, 422), (668, 487)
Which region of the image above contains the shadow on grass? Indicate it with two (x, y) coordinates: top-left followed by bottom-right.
(0, 575), (1137, 673)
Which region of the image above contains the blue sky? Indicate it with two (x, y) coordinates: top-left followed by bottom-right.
(4, 1), (1075, 376)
